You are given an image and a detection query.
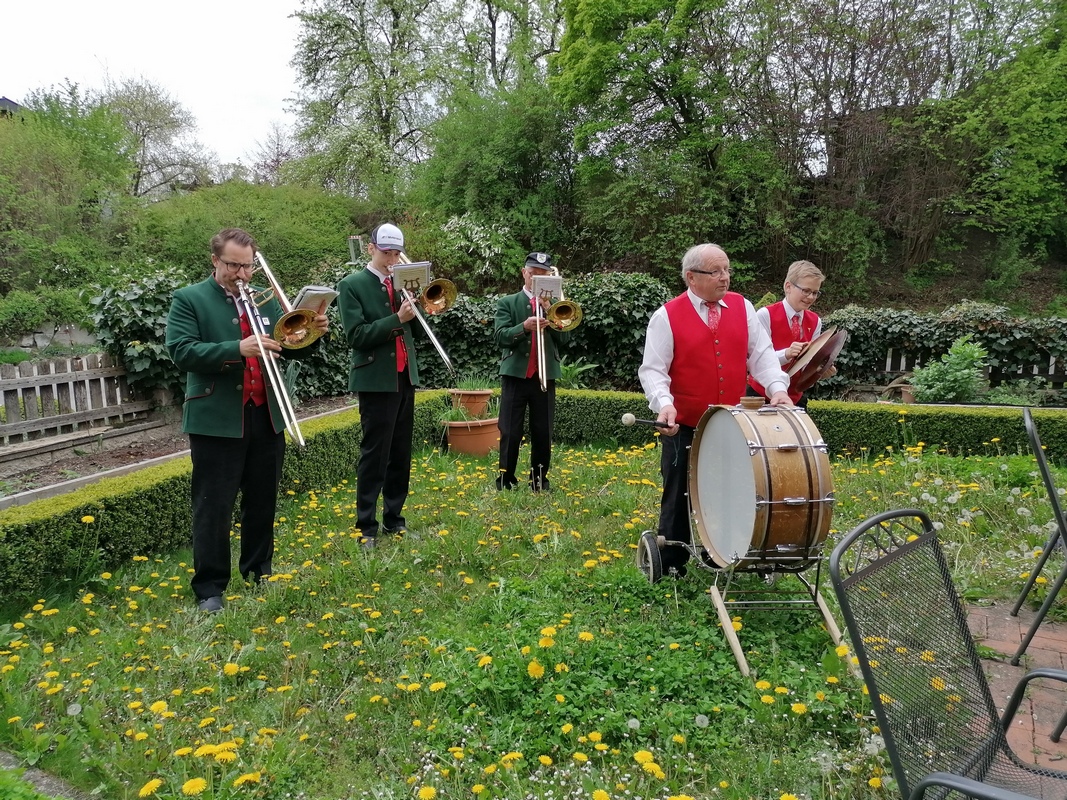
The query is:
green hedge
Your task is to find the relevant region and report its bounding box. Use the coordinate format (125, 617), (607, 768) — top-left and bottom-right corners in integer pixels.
(806, 400), (1067, 458)
(4, 394), (1065, 607)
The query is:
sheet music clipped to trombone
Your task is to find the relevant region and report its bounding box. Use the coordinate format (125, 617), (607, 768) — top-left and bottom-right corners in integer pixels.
(391, 262), (434, 297)
(531, 275), (563, 304)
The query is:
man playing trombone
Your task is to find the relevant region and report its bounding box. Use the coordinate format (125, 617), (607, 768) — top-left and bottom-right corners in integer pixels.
(166, 228), (328, 613)
(337, 223), (419, 548)
(494, 252), (570, 492)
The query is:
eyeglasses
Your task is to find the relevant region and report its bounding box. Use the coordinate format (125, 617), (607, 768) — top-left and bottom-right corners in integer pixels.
(793, 286), (822, 298)
(216, 258), (255, 271)
(689, 267), (731, 279)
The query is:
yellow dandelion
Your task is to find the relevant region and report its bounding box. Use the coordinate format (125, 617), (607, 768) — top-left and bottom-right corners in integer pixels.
(138, 778), (163, 797)
(223, 663), (240, 677)
(761, 695), (775, 704)
(429, 681), (446, 692)
(791, 702), (807, 715)
(233, 772), (261, 786)
(755, 680), (771, 690)
(930, 676), (947, 691)
(527, 660), (545, 679)
(561, 723), (573, 734)
(573, 751), (588, 762)
(174, 747), (193, 757)
(81, 515), (95, 524)
(417, 788), (437, 800)
(181, 778), (208, 796)
(835, 644), (849, 657)
(633, 750), (654, 764)
(869, 777), (882, 788)
(578, 631), (594, 642)
(477, 655), (492, 668)
(592, 790), (610, 800)
(539, 755), (553, 766)
(472, 785), (485, 794)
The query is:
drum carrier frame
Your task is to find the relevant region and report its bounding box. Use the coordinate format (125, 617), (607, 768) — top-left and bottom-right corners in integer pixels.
(636, 403), (846, 676)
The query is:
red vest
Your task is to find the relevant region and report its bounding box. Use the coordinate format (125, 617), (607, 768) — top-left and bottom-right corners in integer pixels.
(748, 301), (818, 403)
(665, 292), (748, 427)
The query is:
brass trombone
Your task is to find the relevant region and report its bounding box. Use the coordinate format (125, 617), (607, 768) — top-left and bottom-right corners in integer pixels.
(244, 252), (325, 350)
(234, 253), (307, 446)
(395, 253), (458, 375)
(532, 267), (583, 392)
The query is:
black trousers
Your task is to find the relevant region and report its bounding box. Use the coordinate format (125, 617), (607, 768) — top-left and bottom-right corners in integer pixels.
(356, 372), (414, 537)
(188, 402), (284, 600)
(497, 375), (554, 489)
(657, 424), (695, 569)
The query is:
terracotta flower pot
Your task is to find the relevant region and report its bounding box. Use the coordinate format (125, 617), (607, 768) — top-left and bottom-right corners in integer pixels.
(448, 389), (493, 418)
(443, 417), (500, 457)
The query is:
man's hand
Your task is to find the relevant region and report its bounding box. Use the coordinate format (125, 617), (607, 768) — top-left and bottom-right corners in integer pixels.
(785, 341), (807, 360)
(397, 297), (416, 324)
(768, 391), (794, 407)
(657, 404), (680, 436)
(523, 315), (552, 332)
(312, 300), (330, 333)
(240, 334), (282, 358)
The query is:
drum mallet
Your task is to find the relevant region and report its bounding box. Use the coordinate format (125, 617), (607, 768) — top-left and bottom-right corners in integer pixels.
(621, 413), (670, 429)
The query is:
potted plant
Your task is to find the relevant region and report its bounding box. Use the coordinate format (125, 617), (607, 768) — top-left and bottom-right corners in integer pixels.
(440, 396), (500, 457)
(448, 371), (496, 417)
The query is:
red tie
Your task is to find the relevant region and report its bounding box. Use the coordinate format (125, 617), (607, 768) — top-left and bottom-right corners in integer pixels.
(385, 277), (408, 373)
(790, 312), (802, 340)
(707, 302), (720, 334)
(526, 295), (539, 378)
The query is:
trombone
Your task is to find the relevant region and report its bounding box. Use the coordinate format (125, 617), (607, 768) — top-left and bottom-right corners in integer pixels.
(244, 252), (325, 350)
(533, 267), (583, 392)
(394, 253), (458, 375)
(234, 253), (307, 446)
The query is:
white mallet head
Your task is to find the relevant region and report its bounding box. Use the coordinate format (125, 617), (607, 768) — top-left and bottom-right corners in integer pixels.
(621, 413), (636, 427)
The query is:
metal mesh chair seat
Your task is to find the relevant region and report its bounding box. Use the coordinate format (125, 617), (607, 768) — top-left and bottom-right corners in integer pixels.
(830, 509), (1067, 800)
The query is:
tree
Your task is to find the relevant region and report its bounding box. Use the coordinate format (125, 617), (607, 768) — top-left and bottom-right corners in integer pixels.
(100, 77), (215, 198)
(0, 83), (135, 292)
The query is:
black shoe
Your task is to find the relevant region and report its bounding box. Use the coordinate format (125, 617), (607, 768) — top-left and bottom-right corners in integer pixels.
(383, 526), (407, 535)
(360, 536), (378, 550)
(197, 596), (225, 613)
(495, 476), (518, 490)
(529, 479), (551, 492)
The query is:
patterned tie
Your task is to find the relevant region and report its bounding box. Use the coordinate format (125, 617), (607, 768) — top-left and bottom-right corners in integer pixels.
(790, 312), (802, 340)
(707, 302), (720, 334)
(526, 295), (539, 378)
(385, 277), (408, 373)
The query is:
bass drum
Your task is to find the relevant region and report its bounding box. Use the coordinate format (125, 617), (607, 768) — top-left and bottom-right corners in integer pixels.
(689, 405), (834, 570)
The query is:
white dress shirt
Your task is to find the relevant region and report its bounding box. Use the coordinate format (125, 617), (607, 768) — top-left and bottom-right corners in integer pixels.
(639, 290), (789, 414)
(755, 300), (823, 366)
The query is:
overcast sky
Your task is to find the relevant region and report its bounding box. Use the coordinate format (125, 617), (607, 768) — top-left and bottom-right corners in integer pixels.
(2, 0), (303, 164)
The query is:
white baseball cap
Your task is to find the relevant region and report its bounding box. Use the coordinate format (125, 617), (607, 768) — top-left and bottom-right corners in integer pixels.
(370, 223), (405, 252)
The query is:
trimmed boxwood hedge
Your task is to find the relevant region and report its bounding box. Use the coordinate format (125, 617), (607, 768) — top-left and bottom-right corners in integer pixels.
(2, 392), (1065, 606)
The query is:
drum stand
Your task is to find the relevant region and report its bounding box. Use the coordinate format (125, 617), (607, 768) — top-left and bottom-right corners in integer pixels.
(704, 554), (845, 677)
(636, 534), (845, 677)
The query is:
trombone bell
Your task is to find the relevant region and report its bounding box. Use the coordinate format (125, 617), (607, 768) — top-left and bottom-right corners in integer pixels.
(547, 299), (582, 330)
(421, 278), (457, 315)
(275, 308), (324, 349)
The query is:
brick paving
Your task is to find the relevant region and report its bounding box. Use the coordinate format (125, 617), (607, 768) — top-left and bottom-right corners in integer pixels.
(968, 603), (1067, 768)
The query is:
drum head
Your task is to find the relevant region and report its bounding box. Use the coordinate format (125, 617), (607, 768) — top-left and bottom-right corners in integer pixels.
(787, 327), (847, 394)
(689, 406), (756, 566)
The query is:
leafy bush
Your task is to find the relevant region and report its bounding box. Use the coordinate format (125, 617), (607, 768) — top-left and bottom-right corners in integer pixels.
(88, 266), (188, 396)
(0, 349), (31, 365)
(909, 334), (988, 403)
(0, 769), (52, 800)
(983, 377), (1050, 407)
(0, 290), (47, 343)
(558, 356), (599, 389)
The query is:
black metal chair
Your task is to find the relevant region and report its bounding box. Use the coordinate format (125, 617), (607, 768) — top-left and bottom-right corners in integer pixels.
(830, 508), (1067, 800)
(1010, 407), (1067, 665)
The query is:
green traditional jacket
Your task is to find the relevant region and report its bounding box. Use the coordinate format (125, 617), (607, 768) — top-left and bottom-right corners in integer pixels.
(165, 276), (317, 438)
(494, 290), (570, 380)
(337, 266), (420, 392)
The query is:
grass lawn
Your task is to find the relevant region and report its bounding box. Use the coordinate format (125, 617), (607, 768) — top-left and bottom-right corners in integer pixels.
(0, 435), (1061, 800)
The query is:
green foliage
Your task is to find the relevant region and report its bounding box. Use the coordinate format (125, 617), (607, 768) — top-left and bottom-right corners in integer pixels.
(565, 272), (673, 390)
(0, 291), (47, 343)
(0, 350), (31, 365)
(0, 769), (51, 800)
(983, 377), (1051, 407)
(805, 401), (1067, 459)
(453, 371), (496, 390)
(88, 266), (187, 395)
(909, 334), (988, 403)
(0, 84), (135, 292)
(127, 182), (360, 290)
(557, 356), (599, 389)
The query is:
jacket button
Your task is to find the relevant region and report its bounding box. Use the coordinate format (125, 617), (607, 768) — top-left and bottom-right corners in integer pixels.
(719, 376), (724, 380)
(368, 355), (374, 362)
(232, 318), (239, 325)
(236, 384), (243, 391)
